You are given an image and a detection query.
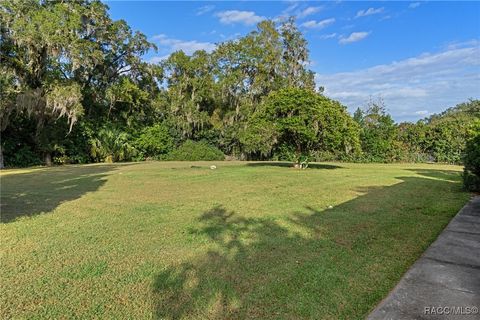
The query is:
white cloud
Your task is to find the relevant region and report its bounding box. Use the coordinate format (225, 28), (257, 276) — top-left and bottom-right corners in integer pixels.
(219, 32), (242, 41)
(409, 2), (421, 9)
(444, 39), (480, 51)
(284, 2), (299, 12)
(339, 31), (370, 44)
(216, 10), (265, 26)
(151, 34), (216, 56)
(196, 5), (215, 16)
(415, 110), (429, 115)
(148, 55), (169, 64)
(319, 33), (337, 40)
(315, 42), (480, 121)
(355, 7), (384, 18)
(301, 18), (335, 29)
(297, 6), (322, 18)
(276, 3), (324, 22)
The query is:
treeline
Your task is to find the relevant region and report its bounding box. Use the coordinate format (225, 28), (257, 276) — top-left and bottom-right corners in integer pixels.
(1, 0), (479, 169)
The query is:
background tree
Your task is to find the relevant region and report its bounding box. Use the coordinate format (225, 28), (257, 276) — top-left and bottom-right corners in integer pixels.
(0, 0), (154, 165)
(354, 99), (397, 162)
(280, 17), (315, 89)
(396, 121), (429, 162)
(244, 88), (360, 166)
(0, 68), (18, 168)
(1, 2), (478, 168)
(424, 100), (480, 163)
(161, 50), (215, 139)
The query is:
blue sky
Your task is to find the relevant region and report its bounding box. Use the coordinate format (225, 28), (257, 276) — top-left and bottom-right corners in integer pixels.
(105, 1), (480, 122)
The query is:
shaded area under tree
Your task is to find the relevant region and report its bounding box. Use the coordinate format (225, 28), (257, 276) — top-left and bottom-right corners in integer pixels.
(246, 162), (342, 170)
(0, 164), (124, 223)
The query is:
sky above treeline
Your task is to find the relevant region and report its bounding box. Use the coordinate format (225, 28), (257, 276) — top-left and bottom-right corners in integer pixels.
(105, 1), (480, 122)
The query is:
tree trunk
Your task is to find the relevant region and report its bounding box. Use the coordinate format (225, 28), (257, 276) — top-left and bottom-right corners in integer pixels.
(44, 152), (52, 166)
(0, 144), (4, 169)
(294, 144), (301, 168)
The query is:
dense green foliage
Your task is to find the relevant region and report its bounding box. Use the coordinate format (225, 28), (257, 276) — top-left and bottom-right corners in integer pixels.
(1, 1), (478, 168)
(0, 0), (156, 167)
(163, 140), (224, 161)
(353, 99), (479, 164)
(354, 101), (397, 162)
(243, 88), (360, 164)
(463, 121), (480, 191)
(89, 127), (137, 163)
(135, 124), (175, 159)
(425, 101), (480, 164)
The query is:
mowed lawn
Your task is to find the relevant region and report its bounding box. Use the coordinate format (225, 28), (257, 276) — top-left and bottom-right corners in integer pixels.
(0, 161), (470, 319)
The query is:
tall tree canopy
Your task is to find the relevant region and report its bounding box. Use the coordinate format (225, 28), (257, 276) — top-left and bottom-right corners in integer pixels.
(1, 2), (477, 168)
(0, 0), (155, 166)
(242, 88), (360, 165)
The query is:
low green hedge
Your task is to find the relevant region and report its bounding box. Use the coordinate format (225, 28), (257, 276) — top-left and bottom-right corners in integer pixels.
(164, 140), (224, 161)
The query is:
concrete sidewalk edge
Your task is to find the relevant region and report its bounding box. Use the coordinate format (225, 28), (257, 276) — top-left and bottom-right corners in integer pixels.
(367, 196), (480, 320)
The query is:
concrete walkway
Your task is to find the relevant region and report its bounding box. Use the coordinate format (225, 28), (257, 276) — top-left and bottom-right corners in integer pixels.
(368, 196), (480, 320)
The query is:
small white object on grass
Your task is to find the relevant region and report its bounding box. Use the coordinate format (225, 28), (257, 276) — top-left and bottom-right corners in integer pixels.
(328, 205), (333, 209)
(210, 165), (217, 170)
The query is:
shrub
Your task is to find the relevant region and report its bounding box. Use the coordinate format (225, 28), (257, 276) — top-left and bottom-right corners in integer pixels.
(136, 124), (174, 159)
(463, 131), (480, 191)
(3, 145), (41, 167)
(90, 127), (137, 163)
(164, 140), (224, 161)
(463, 169), (480, 192)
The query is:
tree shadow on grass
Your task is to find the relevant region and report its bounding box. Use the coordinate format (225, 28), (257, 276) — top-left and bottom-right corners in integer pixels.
(0, 164), (125, 223)
(152, 169), (467, 319)
(246, 161), (342, 170)
(406, 168), (462, 182)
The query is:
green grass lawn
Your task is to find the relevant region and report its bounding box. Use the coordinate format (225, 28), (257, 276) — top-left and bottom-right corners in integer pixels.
(0, 161), (470, 319)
